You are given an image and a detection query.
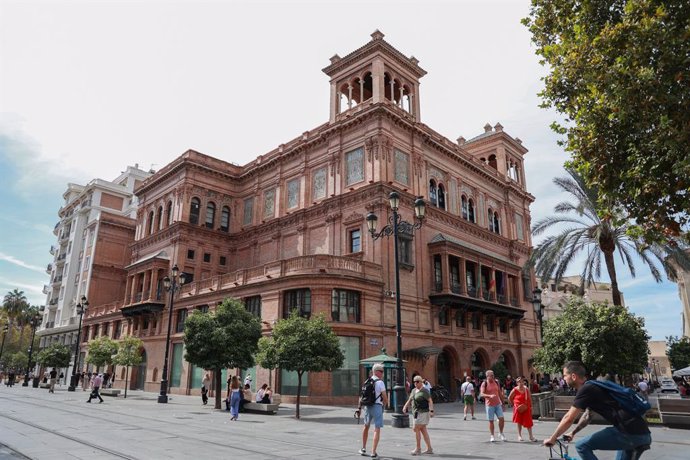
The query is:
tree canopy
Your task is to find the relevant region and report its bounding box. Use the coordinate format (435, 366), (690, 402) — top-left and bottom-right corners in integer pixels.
(113, 335), (144, 398)
(666, 335), (690, 371)
(534, 297), (649, 378)
(85, 336), (119, 369)
(36, 344), (72, 369)
(184, 298), (262, 410)
(529, 168), (690, 306)
(523, 0), (690, 243)
(257, 312), (344, 419)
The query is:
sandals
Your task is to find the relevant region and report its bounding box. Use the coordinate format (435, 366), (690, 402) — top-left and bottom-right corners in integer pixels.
(410, 449), (421, 456)
(423, 449), (434, 455)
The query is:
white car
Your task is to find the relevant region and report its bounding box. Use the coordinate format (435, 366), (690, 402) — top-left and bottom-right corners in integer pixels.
(659, 380), (679, 393)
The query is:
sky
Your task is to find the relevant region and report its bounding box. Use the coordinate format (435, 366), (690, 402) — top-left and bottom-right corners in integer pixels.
(0, 0), (683, 340)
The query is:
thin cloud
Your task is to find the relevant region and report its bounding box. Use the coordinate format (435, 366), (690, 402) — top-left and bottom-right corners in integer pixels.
(0, 251), (46, 273)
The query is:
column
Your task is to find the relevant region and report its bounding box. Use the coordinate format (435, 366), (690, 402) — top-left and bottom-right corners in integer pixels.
(460, 257), (467, 295)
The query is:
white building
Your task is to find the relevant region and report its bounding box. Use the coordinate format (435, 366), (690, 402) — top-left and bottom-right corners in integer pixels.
(539, 275), (623, 320)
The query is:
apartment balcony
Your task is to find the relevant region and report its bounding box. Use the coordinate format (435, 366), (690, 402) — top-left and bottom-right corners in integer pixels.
(52, 275), (63, 285)
(42, 284), (50, 295)
(49, 245), (57, 256)
(46, 263), (53, 274)
(429, 287), (525, 320)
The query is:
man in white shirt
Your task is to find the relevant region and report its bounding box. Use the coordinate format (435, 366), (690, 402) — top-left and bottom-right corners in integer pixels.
(637, 379), (649, 401)
(359, 363), (389, 459)
(460, 376), (476, 420)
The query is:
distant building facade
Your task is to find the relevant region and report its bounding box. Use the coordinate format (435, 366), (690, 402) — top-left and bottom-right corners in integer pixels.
(648, 340), (672, 380)
(668, 253), (690, 338)
(80, 32), (541, 404)
(36, 165), (151, 377)
(539, 275), (624, 320)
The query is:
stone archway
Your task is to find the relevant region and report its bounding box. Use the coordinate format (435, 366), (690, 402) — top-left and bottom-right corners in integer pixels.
(470, 347), (491, 378)
(498, 350), (518, 377)
(435, 346), (458, 391)
(132, 349), (147, 390)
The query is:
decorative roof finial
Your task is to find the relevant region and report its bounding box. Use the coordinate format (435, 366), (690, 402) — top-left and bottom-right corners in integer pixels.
(371, 30), (385, 41)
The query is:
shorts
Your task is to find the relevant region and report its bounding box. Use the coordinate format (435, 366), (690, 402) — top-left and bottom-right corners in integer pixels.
(486, 404), (504, 421)
(363, 403), (384, 428)
(463, 395), (474, 405)
(412, 410), (430, 427)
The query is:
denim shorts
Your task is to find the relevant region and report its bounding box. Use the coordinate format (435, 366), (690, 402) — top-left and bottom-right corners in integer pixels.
(486, 404), (504, 421)
(363, 403), (384, 428)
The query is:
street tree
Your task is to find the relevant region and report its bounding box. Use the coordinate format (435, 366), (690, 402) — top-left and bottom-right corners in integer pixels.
(257, 312), (344, 419)
(36, 344), (72, 370)
(529, 168), (690, 306)
(85, 336), (119, 371)
(2, 290), (28, 344)
(8, 351), (28, 371)
(184, 298), (262, 410)
(112, 335), (144, 398)
(523, 0), (690, 243)
(534, 297), (649, 379)
(666, 336), (690, 371)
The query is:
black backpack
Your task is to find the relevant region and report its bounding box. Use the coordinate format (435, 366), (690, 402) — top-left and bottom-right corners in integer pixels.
(360, 377), (379, 406)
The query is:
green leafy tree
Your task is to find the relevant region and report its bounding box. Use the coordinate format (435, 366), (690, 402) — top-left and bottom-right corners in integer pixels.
(529, 168), (690, 306)
(534, 298), (649, 378)
(523, 0), (690, 243)
(257, 312), (344, 419)
(184, 298), (262, 410)
(8, 351), (28, 371)
(2, 290), (29, 345)
(666, 336), (690, 371)
(36, 344), (72, 369)
(85, 336), (119, 371)
(112, 335), (144, 398)
(490, 360), (509, 382)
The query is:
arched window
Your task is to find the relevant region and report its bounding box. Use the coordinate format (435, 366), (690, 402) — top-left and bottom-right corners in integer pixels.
(461, 196), (468, 220)
(488, 154), (498, 170)
(493, 212), (500, 234)
(189, 198), (200, 225)
(147, 211), (155, 235)
(156, 206), (163, 231)
(220, 206), (230, 232)
(437, 184), (446, 210)
(166, 201), (173, 227)
(429, 180), (438, 207)
(488, 208), (495, 232)
(468, 199), (475, 223)
(205, 202), (216, 229)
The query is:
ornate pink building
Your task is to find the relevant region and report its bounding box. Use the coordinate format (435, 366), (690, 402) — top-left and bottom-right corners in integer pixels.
(82, 31), (539, 405)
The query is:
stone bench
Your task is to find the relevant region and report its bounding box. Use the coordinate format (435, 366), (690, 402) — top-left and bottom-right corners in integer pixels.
(100, 389), (121, 397)
(243, 394), (282, 414)
(659, 397), (690, 428)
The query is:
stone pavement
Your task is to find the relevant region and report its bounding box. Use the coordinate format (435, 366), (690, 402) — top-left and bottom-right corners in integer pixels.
(0, 384), (688, 460)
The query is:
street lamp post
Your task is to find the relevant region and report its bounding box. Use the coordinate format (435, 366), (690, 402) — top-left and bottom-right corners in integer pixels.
(22, 307), (44, 387)
(366, 191), (425, 429)
(158, 264), (187, 404)
(531, 288), (544, 342)
(0, 324), (9, 364)
(68, 296), (89, 391)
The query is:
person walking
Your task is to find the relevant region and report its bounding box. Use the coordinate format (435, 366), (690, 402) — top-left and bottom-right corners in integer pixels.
(460, 376), (476, 420)
(358, 363), (388, 459)
(228, 375), (241, 420)
(544, 361), (651, 460)
(480, 370), (507, 442)
(87, 373), (104, 403)
(201, 372), (211, 405)
(508, 376), (537, 442)
(48, 368), (58, 393)
(403, 375), (434, 455)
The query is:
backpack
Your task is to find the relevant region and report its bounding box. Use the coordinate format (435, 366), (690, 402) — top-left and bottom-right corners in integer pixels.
(585, 380), (651, 417)
(360, 377), (379, 406)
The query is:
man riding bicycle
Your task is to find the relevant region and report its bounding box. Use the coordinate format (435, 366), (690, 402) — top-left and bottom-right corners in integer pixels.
(544, 361), (651, 459)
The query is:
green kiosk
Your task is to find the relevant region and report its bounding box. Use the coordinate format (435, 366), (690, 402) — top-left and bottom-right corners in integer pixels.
(360, 348), (408, 412)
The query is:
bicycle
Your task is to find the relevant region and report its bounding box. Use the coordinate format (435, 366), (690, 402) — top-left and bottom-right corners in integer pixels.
(547, 436), (650, 460)
(430, 385), (451, 403)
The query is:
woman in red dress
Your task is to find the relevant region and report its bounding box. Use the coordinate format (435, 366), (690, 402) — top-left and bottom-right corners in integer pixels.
(508, 376), (537, 442)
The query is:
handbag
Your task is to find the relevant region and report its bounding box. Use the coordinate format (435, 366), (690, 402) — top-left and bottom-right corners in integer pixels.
(517, 403), (528, 414)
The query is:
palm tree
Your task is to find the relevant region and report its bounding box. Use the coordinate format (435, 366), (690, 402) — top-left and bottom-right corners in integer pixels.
(529, 168), (690, 306)
(3, 289), (28, 319)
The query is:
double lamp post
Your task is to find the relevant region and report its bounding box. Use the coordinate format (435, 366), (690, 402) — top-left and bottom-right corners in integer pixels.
(158, 265), (187, 403)
(366, 191), (425, 428)
(68, 296), (89, 391)
(22, 306), (44, 387)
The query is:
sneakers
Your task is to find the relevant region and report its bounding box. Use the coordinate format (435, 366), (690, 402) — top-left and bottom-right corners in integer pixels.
(423, 449), (434, 455)
(358, 448), (366, 456)
(472, 416), (476, 420)
(370, 454), (379, 459)
(410, 449), (421, 456)
(490, 435), (495, 443)
(499, 433), (506, 442)
(518, 436), (524, 442)
(463, 415), (466, 420)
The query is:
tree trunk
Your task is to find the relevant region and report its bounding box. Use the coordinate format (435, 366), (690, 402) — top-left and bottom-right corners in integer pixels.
(215, 368), (222, 410)
(602, 247), (622, 306)
(124, 366), (129, 398)
(296, 370), (302, 419)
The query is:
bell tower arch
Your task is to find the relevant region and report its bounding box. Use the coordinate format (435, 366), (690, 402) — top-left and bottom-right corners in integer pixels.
(322, 30), (427, 124)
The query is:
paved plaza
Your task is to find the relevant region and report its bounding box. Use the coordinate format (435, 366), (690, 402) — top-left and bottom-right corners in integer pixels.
(0, 385), (688, 460)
